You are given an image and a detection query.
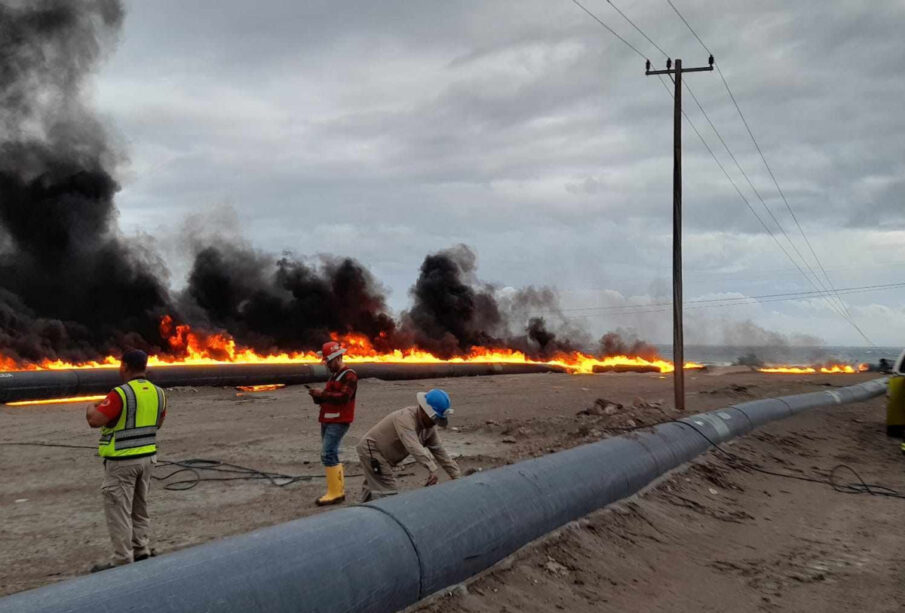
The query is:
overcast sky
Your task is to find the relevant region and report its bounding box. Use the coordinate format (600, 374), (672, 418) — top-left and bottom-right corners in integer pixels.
(89, 0), (905, 346)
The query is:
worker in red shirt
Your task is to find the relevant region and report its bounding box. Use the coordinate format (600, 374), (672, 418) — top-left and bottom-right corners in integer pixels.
(85, 350), (166, 572)
(307, 341), (357, 506)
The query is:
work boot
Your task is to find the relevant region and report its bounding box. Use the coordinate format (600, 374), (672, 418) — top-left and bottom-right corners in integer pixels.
(315, 464), (345, 506)
(134, 549), (157, 562)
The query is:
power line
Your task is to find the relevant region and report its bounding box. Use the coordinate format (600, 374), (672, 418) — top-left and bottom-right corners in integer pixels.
(578, 0), (852, 327)
(654, 74), (858, 325)
(664, 0), (712, 54)
(602, 2), (851, 314)
(652, 61), (857, 331)
(687, 261), (904, 277)
(603, 0), (670, 60)
(569, 0), (876, 343)
(547, 290), (900, 319)
(662, 0), (871, 344)
(553, 281), (905, 315)
(678, 85), (872, 343)
(681, 80), (852, 317)
(569, 0), (650, 62)
(603, 74), (891, 333)
(652, 7), (871, 343)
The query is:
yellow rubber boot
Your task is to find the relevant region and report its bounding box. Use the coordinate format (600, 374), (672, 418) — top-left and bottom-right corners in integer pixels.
(315, 464), (345, 506)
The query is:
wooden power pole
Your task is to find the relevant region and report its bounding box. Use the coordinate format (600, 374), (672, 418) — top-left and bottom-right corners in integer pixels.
(645, 56), (713, 411)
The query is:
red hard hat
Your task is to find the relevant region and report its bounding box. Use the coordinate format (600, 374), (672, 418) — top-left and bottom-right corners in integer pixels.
(318, 341), (347, 362)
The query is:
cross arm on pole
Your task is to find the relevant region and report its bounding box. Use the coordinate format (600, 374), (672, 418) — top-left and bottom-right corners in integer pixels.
(645, 56), (714, 76)
(646, 65), (713, 75)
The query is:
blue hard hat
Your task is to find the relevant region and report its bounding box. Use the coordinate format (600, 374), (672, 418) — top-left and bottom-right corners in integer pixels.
(417, 388), (452, 419)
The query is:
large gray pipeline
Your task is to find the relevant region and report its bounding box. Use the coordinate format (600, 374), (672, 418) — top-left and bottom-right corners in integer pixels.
(0, 362), (566, 403)
(0, 378), (887, 612)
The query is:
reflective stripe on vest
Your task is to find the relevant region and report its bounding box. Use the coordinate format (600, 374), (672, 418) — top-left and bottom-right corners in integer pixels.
(98, 379), (164, 459)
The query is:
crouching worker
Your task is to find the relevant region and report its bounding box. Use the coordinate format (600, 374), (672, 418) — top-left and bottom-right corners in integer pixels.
(308, 341), (357, 506)
(85, 350), (166, 572)
(356, 388), (460, 502)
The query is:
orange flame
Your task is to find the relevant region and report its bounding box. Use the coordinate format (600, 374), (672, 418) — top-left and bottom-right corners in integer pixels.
(0, 316), (702, 375)
(236, 384), (286, 392)
(5, 394), (107, 407)
(758, 363), (866, 375)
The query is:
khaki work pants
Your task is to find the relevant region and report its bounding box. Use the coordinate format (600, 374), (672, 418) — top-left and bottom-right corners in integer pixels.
(356, 442), (398, 503)
(101, 455), (154, 565)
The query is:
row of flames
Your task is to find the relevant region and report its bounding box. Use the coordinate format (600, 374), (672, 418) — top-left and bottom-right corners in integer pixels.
(757, 364), (868, 375)
(0, 316), (867, 376)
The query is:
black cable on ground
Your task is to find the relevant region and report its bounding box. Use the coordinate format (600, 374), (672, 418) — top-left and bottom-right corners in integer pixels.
(671, 419), (905, 501)
(0, 441), (362, 491)
(589, 417), (905, 500)
(0, 441), (97, 449)
(151, 459), (336, 491)
(10, 422), (904, 499)
(152, 459), (368, 491)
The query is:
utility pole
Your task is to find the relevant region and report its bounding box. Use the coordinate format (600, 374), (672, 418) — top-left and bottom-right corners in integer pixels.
(645, 56), (713, 411)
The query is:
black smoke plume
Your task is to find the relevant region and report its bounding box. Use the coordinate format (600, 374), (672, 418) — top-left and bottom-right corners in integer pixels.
(598, 330), (659, 361)
(401, 245), (504, 357)
(500, 286), (589, 357)
(179, 241), (397, 353)
(0, 2), (663, 366)
(402, 245), (606, 360)
(0, 0), (174, 364)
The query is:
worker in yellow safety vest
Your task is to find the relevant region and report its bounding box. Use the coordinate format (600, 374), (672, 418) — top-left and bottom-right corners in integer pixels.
(85, 350), (167, 572)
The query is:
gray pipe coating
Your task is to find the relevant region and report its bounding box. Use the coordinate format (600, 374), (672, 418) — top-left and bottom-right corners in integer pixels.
(0, 377), (887, 613)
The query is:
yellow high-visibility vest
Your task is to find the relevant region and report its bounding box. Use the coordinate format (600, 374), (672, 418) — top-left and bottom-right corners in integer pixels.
(98, 378), (166, 459)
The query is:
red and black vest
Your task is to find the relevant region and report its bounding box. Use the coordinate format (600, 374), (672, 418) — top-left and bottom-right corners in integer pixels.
(318, 368), (357, 424)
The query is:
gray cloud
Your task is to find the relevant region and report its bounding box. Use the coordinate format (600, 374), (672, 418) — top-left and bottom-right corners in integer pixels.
(84, 0), (905, 346)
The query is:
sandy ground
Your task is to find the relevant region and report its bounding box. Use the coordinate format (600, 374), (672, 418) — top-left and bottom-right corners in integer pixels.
(0, 369), (899, 609)
(416, 378), (905, 613)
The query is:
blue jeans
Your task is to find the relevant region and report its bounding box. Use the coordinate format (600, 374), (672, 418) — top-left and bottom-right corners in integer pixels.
(320, 423), (350, 467)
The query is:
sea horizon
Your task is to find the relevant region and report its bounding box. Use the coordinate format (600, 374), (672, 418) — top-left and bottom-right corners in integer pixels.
(654, 345), (902, 367)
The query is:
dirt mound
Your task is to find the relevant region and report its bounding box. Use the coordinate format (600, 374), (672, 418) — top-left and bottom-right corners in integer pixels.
(575, 396), (678, 431)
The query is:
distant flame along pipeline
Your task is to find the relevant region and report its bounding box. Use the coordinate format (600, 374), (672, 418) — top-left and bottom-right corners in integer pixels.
(236, 384), (287, 393)
(757, 364), (869, 375)
(0, 316), (868, 377)
(0, 316), (702, 375)
(5, 395), (107, 407)
(0, 316), (867, 375)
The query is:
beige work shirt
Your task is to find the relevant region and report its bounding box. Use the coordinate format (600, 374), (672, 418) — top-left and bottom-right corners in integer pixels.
(361, 405), (461, 477)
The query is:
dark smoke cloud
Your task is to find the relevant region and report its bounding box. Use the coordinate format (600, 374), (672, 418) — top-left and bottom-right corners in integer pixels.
(0, 1), (661, 366)
(0, 0), (174, 363)
(598, 329), (659, 361)
(400, 245), (644, 360)
(401, 244), (504, 357)
(177, 240), (650, 362)
(179, 241), (397, 353)
(498, 286), (591, 357)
